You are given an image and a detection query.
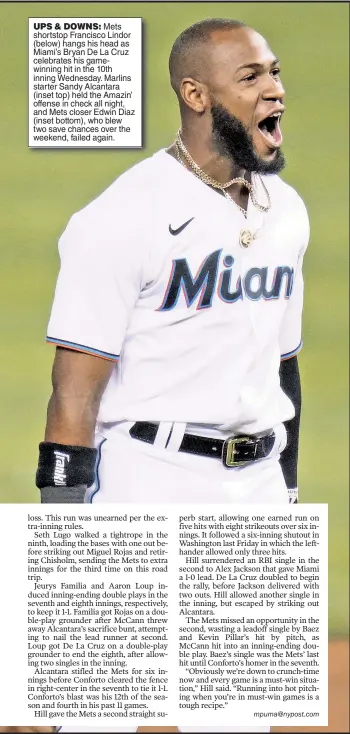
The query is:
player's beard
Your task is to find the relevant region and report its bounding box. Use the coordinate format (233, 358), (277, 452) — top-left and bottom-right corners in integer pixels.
(211, 100), (285, 175)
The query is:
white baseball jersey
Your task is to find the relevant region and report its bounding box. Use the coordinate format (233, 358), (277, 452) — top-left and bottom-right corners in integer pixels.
(47, 149), (309, 435)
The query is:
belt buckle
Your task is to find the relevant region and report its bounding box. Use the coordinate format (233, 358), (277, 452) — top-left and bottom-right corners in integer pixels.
(222, 436), (251, 467)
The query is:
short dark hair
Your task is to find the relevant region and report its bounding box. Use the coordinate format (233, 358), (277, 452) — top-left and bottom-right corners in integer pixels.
(169, 18), (246, 93)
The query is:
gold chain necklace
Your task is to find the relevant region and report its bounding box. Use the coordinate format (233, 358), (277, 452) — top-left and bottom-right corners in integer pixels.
(176, 132), (253, 193)
(175, 140), (248, 218)
(174, 131), (271, 247)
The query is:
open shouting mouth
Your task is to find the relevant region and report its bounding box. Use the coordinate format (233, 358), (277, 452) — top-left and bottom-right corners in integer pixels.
(258, 109), (284, 148)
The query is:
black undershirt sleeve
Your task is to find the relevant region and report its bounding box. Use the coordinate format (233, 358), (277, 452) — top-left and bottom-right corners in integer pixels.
(279, 355), (302, 491)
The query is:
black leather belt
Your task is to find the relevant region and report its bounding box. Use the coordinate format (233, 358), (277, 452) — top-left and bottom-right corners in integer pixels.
(129, 422), (276, 468)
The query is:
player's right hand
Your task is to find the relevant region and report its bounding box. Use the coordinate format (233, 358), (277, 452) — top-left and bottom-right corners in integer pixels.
(0, 727), (56, 733)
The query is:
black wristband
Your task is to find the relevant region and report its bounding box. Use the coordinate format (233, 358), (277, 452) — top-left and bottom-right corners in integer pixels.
(36, 442), (98, 489)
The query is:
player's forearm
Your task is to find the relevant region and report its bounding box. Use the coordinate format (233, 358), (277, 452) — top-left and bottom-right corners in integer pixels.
(44, 390), (99, 447)
(43, 347), (115, 447)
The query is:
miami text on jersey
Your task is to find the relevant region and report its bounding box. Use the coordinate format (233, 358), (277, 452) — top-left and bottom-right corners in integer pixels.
(157, 249), (294, 311)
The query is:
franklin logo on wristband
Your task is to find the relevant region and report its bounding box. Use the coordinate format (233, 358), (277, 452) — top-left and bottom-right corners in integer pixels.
(36, 441), (98, 500)
(53, 450), (70, 486)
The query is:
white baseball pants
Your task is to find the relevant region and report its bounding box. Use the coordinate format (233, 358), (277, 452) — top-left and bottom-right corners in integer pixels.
(86, 420), (289, 505)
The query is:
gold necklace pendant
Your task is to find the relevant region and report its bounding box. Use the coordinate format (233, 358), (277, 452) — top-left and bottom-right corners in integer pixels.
(174, 137), (262, 247)
(239, 229), (257, 248)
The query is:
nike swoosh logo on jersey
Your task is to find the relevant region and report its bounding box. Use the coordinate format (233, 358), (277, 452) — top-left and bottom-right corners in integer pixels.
(169, 217), (194, 236)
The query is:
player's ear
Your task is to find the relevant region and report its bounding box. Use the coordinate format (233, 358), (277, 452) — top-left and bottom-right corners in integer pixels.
(179, 77), (208, 113)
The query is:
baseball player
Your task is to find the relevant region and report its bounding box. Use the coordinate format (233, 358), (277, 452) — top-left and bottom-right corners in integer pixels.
(33, 17), (309, 734)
